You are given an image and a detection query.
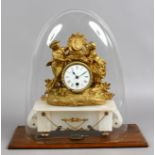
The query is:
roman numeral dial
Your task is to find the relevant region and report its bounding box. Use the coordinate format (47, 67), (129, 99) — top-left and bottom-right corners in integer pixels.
(62, 62), (92, 92)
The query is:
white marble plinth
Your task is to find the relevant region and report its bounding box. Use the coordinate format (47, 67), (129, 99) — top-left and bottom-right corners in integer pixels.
(27, 99), (123, 132)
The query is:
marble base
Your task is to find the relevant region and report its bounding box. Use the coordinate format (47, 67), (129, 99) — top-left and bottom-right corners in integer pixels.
(27, 99), (123, 132)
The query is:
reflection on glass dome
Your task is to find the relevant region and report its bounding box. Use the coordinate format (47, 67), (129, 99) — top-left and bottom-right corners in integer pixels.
(89, 21), (109, 47)
(46, 24), (63, 47)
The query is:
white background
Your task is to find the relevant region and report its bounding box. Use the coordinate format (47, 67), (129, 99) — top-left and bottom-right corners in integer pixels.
(2, 0), (153, 154)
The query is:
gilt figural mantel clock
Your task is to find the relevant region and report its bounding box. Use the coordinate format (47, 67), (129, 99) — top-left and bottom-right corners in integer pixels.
(27, 33), (123, 137)
(42, 33), (113, 106)
(8, 10), (148, 149)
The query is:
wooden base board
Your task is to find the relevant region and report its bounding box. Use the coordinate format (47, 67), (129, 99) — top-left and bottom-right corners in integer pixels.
(8, 124), (148, 149)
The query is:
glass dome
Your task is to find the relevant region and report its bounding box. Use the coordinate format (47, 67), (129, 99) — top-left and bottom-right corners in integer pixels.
(26, 9), (127, 139)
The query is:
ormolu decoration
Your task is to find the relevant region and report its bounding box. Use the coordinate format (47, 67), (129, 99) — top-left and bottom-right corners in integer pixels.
(42, 33), (113, 106)
(62, 118), (88, 123)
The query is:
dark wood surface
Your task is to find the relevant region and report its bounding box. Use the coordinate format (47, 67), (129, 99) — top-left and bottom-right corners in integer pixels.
(8, 124), (148, 149)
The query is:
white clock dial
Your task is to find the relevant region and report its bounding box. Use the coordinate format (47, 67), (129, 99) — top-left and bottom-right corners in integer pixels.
(62, 62), (92, 92)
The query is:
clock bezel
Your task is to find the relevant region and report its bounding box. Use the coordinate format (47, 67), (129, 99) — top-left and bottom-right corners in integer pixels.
(61, 61), (93, 93)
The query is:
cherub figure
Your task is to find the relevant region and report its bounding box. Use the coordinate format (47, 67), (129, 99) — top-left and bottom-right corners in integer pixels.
(46, 40), (68, 89)
(87, 42), (106, 83)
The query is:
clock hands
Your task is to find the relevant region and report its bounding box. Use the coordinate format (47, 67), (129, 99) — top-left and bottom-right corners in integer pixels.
(78, 71), (87, 77)
(72, 68), (87, 80)
(72, 69), (76, 76)
(72, 69), (79, 79)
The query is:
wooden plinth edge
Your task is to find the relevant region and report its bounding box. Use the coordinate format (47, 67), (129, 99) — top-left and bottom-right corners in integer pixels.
(8, 124), (148, 149)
